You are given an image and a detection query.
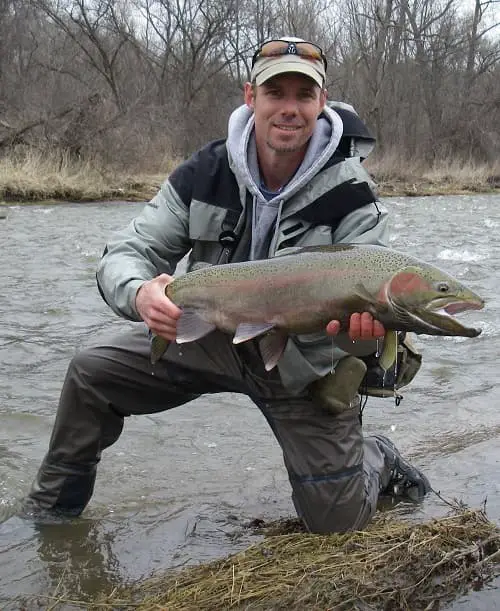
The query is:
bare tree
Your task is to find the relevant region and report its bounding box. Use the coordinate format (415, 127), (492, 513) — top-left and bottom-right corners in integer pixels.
(0, 0), (497, 167)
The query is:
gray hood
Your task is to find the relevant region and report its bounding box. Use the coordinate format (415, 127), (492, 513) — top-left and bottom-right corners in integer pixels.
(226, 103), (344, 203)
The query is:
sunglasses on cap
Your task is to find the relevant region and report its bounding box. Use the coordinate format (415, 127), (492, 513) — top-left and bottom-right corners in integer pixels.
(251, 40), (328, 71)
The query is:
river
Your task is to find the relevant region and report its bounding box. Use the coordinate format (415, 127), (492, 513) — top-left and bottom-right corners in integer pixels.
(0, 194), (499, 609)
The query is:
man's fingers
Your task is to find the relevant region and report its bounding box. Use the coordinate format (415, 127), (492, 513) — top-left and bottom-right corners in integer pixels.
(372, 319), (385, 338)
(349, 312), (385, 340)
(326, 320), (341, 336)
(348, 312), (362, 339)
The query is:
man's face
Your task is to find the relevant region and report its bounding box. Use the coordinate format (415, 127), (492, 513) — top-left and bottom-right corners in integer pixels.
(244, 73), (327, 154)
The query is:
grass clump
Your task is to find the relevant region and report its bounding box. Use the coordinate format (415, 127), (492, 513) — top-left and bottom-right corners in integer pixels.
(41, 507), (499, 610)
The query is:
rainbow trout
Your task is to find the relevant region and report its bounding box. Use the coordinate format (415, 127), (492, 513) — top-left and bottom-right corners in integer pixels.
(150, 244), (484, 369)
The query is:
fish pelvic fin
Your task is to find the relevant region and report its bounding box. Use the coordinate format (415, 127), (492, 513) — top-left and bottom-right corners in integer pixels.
(379, 329), (399, 371)
(151, 335), (169, 364)
(259, 330), (288, 371)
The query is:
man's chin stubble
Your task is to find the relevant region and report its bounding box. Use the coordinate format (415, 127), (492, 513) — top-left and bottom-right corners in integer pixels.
(266, 140), (303, 153)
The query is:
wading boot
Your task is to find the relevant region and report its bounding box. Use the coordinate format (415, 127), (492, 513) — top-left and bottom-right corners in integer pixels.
(374, 435), (431, 502)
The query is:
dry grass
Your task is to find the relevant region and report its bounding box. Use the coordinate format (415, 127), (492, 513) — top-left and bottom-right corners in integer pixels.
(367, 154), (500, 196)
(0, 148), (169, 202)
(36, 508), (500, 611)
(0, 148), (498, 203)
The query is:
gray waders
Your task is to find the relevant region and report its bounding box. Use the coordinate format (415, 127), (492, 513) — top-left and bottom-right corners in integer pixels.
(27, 326), (390, 533)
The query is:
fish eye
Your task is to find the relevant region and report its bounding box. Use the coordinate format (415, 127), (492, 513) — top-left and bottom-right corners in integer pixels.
(437, 282), (449, 293)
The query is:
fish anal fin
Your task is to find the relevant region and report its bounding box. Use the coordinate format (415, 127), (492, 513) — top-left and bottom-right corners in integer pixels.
(176, 309), (216, 343)
(233, 322), (276, 344)
(259, 331), (288, 371)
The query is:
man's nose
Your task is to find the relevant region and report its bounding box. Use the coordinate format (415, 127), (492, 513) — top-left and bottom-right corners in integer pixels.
(280, 97), (299, 115)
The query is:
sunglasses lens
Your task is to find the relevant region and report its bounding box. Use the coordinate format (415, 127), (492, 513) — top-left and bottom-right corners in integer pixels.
(255, 40), (325, 68)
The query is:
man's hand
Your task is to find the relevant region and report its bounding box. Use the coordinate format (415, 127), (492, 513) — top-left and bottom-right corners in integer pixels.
(135, 274), (181, 341)
(326, 312), (385, 340)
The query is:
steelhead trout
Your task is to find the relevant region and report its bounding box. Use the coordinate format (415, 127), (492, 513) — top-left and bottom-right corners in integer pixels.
(150, 244), (484, 369)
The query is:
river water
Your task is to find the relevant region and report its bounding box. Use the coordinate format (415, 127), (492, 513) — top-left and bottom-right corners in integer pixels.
(0, 194), (499, 609)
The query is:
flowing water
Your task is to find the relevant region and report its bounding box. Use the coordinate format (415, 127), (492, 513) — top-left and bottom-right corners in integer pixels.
(0, 194), (499, 609)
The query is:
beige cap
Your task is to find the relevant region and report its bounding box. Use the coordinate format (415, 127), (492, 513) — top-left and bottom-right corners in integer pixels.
(251, 39), (326, 88)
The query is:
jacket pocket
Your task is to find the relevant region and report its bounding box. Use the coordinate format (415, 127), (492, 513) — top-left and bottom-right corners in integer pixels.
(276, 222), (333, 250)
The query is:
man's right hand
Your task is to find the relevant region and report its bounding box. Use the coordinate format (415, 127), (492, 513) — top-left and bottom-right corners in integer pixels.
(135, 274), (181, 341)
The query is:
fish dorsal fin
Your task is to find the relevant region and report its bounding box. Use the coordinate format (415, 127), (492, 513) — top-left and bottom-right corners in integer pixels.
(388, 266), (428, 298)
(233, 322), (276, 344)
(176, 309), (216, 344)
(189, 261), (213, 272)
(259, 331), (288, 371)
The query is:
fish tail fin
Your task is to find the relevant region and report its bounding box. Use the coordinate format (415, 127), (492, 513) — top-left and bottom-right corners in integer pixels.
(150, 335), (169, 364)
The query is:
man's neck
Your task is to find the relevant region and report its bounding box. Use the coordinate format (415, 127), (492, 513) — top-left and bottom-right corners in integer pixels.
(258, 147), (306, 192)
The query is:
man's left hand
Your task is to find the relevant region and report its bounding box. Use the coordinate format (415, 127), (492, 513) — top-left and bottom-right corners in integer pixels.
(326, 312), (385, 340)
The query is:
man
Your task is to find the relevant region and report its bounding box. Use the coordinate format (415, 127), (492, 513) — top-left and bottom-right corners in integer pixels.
(24, 37), (430, 532)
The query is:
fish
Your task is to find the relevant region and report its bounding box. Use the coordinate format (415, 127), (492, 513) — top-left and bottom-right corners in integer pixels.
(150, 244), (485, 370)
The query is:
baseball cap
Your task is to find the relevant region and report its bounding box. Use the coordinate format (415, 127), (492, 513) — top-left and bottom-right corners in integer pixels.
(250, 37), (327, 88)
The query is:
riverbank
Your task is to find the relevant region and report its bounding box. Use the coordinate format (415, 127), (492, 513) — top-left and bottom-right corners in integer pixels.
(38, 508), (500, 610)
(0, 151), (498, 203)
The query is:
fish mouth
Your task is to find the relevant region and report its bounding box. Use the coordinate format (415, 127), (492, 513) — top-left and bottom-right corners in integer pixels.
(420, 296), (485, 337)
(391, 296), (484, 337)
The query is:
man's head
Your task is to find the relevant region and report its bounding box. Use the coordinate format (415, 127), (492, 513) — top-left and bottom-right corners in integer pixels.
(245, 37), (328, 156)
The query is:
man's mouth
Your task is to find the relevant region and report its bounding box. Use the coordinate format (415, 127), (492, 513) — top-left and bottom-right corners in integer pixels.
(273, 124), (302, 131)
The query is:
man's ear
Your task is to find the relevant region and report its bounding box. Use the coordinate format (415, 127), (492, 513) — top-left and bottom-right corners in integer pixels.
(319, 87), (327, 113)
(244, 81), (255, 109)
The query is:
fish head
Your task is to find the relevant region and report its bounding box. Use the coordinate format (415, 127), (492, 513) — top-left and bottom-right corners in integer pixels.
(385, 265), (485, 337)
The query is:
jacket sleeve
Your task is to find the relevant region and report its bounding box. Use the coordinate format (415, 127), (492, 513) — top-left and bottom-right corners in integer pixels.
(96, 179), (192, 321)
(333, 200), (390, 246)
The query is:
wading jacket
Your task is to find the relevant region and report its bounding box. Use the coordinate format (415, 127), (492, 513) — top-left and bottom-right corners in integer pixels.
(97, 102), (390, 393)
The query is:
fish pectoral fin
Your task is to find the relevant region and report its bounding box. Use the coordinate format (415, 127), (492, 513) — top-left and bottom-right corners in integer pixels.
(379, 329), (398, 371)
(150, 335), (169, 364)
(176, 309), (216, 343)
(233, 322), (276, 344)
(353, 282), (378, 305)
(259, 331), (288, 371)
